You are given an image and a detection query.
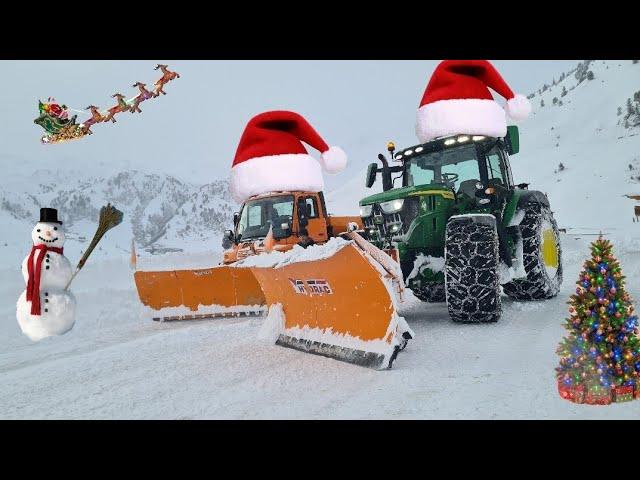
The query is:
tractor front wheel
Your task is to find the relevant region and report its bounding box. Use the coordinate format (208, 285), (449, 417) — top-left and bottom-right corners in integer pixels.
(503, 203), (563, 300)
(445, 215), (502, 323)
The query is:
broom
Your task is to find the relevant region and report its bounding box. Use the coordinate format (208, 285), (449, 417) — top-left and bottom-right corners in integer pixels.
(64, 203), (124, 290)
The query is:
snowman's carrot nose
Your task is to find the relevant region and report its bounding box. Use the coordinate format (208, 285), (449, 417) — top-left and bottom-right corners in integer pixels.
(45, 231), (52, 237)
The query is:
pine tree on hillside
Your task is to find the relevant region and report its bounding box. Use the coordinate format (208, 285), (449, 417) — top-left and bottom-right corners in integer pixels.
(587, 70), (595, 81)
(561, 86), (568, 97)
(556, 237), (640, 404)
(540, 99), (545, 108)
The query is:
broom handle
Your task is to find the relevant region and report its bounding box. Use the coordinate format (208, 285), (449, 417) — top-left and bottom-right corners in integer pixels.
(64, 269), (79, 291)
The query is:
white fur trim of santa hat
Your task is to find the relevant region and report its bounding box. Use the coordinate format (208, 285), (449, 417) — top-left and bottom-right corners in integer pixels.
(230, 153), (324, 204)
(505, 94), (532, 121)
(320, 146), (347, 174)
(416, 98), (508, 143)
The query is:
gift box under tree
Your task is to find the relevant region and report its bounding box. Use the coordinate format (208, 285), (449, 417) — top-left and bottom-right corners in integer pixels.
(613, 385), (634, 402)
(584, 385), (612, 405)
(557, 383), (585, 404)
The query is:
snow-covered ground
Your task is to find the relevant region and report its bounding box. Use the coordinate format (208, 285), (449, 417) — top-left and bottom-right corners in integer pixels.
(2, 232), (640, 419)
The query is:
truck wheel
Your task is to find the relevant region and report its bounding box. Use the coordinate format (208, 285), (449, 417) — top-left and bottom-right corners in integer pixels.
(411, 282), (446, 303)
(503, 203), (562, 300)
(445, 215), (502, 323)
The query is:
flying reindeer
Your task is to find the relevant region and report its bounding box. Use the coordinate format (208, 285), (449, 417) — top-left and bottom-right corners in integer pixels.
(153, 64), (180, 97)
(81, 105), (106, 134)
(130, 82), (154, 113)
(102, 93), (132, 123)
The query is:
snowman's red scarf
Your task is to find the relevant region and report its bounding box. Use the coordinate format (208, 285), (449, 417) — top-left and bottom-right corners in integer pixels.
(26, 244), (64, 316)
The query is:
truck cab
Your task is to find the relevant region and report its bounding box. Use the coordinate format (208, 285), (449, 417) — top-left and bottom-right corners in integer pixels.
(222, 190), (361, 264)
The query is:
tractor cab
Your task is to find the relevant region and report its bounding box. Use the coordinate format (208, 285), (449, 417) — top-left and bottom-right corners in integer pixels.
(365, 126), (520, 210)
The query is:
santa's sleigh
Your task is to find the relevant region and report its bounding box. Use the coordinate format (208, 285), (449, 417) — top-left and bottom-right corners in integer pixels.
(34, 109), (86, 144)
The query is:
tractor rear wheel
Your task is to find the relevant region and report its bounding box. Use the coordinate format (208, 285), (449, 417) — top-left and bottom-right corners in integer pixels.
(445, 215), (502, 323)
(503, 203), (562, 300)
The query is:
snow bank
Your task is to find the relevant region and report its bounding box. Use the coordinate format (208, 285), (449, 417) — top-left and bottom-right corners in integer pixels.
(232, 237), (351, 269)
(405, 254), (445, 286)
(257, 304), (285, 343)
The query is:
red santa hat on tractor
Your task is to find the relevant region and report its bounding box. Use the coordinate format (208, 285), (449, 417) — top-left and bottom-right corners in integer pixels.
(415, 60), (532, 143)
(230, 111), (347, 203)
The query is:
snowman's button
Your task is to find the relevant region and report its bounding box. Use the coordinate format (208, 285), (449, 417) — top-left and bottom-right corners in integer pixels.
(46, 254), (50, 258)
(46, 266), (50, 270)
(45, 299), (49, 303)
(44, 309), (48, 313)
(46, 259), (50, 263)
(44, 292), (48, 296)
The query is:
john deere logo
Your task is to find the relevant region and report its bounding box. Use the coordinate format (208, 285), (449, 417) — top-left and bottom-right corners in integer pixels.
(288, 278), (333, 295)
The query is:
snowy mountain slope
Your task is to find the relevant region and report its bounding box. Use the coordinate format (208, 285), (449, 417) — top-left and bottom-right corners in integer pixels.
(327, 60), (640, 234)
(0, 170), (236, 269)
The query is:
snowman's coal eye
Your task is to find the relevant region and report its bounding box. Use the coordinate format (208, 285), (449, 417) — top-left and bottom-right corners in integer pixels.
(54, 227), (58, 231)
(37, 229), (41, 233)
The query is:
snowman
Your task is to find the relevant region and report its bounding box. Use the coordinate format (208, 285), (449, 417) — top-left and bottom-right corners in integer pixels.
(16, 208), (77, 341)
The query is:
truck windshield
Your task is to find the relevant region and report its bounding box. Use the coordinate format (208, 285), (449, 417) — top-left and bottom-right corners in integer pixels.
(237, 195), (294, 241)
(405, 143), (481, 193)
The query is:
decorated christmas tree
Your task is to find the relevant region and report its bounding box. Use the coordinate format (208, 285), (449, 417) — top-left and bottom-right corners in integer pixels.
(556, 236), (640, 404)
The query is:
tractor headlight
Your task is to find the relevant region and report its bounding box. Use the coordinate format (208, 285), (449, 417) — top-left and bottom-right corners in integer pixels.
(360, 205), (373, 217)
(380, 199), (405, 214)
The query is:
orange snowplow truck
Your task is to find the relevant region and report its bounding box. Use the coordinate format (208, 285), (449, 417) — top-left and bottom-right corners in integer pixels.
(133, 189), (413, 369)
(221, 190), (362, 263)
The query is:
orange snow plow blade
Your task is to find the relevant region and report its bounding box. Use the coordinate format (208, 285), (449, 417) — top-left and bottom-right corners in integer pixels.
(133, 267), (267, 321)
(133, 237), (412, 369)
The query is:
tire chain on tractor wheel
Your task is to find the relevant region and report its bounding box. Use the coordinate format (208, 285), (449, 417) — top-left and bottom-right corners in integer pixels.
(503, 202), (563, 300)
(412, 282), (446, 303)
(445, 218), (502, 323)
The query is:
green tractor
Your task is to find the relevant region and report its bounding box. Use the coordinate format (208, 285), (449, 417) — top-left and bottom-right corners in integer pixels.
(360, 127), (562, 322)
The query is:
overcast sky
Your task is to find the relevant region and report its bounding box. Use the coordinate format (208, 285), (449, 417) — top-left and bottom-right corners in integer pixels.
(0, 60), (577, 190)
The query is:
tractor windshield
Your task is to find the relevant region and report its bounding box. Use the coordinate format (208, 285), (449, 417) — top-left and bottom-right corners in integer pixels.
(404, 143), (481, 194)
(237, 195), (294, 241)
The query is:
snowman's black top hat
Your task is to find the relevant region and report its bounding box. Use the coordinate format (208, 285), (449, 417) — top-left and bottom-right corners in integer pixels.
(39, 208), (62, 225)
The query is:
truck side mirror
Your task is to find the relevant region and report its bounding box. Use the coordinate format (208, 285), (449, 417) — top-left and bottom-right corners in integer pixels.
(505, 125), (520, 155)
(222, 229), (234, 250)
(272, 221), (291, 240)
(297, 198), (309, 228)
(366, 163), (378, 188)
(233, 212), (240, 226)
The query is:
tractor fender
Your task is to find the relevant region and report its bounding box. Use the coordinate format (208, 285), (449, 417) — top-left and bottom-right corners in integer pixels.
(447, 213), (497, 228)
(503, 189), (550, 226)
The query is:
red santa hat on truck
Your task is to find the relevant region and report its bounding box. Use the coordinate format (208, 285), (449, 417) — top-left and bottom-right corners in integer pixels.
(230, 111), (347, 203)
(415, 60), (532, 143)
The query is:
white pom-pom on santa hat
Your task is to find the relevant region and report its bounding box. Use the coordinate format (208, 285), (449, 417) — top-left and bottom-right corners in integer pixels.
(415, 60), (532, 142)
(230, 111), (348, 204)
(320, 146), (347, 174)
(505, 94), (532, 121)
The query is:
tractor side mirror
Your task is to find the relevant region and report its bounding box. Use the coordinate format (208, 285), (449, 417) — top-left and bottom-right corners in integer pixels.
(505, 125), (520, 155)
(233, 212), (240, 226)
(297, 198), (309, 228)
(366, 163), (378, 188)
(222, 230), (234, 250)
